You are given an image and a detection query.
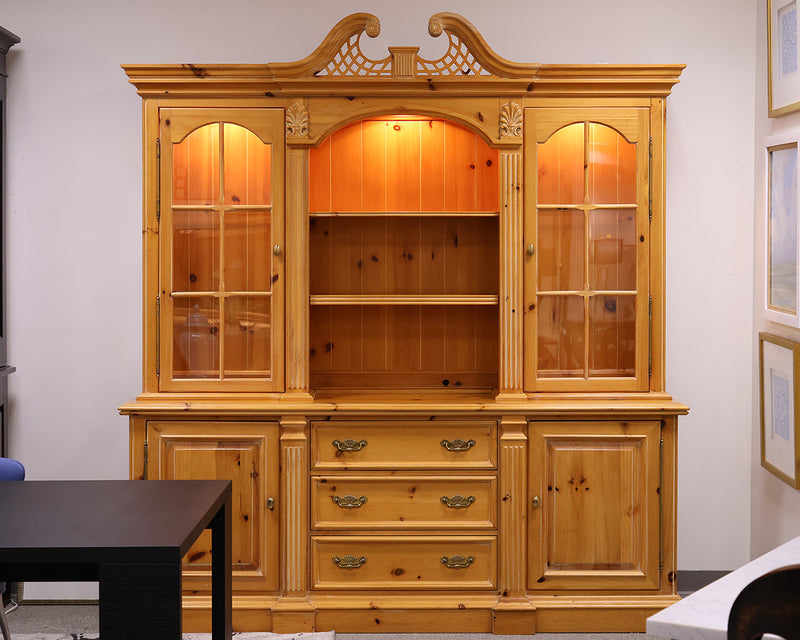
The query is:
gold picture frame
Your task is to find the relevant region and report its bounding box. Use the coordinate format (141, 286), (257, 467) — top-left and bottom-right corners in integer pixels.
(769, 0), (800, 117)
(765, 133), (800, 325)
(760, 332), (800, 488)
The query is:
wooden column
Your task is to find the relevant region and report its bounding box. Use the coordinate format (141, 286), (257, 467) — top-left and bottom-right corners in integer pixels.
(650, 97), (666, 393)
(285, 144), (312, 397)
(497, 149), (525, 398)
(272, 416), (315, 631)
(493, 415), (535, 633)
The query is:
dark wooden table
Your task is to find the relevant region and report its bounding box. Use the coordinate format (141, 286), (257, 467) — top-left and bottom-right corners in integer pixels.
(0, 479), (231, 640)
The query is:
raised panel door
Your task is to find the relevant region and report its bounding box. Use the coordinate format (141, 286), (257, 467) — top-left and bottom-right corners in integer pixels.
(146, 421), (280, 592)
(529, 421), (661, 590)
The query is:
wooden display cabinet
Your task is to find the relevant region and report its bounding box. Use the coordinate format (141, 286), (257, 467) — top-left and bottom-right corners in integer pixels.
(120, 12), (687, 634)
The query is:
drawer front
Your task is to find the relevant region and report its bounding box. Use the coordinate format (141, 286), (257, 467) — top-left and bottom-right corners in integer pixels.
(312, 475), (497, 530)
(311, 535), (496, 590)
(311, 421), (497, 470)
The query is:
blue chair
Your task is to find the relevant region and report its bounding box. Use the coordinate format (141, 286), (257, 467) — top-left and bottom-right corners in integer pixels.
(0, 458), (24, 640)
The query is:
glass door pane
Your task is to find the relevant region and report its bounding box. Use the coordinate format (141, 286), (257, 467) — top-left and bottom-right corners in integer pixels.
(588, 209), (636, 291)
(173, 297), (220, 378)
(534, 120), (642, 385)
(537, 296), (584, 377)
(537, 210), (584, 291)
(166, 117), (279, 388)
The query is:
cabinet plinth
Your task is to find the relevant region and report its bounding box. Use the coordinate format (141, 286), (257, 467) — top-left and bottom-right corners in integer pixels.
(122, 11), (685, 634)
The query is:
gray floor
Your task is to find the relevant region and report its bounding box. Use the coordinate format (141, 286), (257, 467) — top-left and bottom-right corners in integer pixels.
(4, 604), (661, 639)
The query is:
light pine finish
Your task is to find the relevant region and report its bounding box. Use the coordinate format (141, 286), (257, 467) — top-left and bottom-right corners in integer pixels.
(121, 11), (685, 634)
(529, 421), (661, 591)
(285, 146), (311, 396)
(311, 475), (497, 530)
(145, 421), (280, 592)
(523, 106), (652, 392)
(310, 420), (497, 470)
(311, 535), (497, 590)
(158, 108), (286, 393)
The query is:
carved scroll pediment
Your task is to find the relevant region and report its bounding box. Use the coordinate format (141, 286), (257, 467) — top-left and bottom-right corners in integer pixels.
(267, 12), (539, 80)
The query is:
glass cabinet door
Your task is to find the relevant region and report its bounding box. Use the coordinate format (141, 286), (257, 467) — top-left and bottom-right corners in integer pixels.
(524, 109), (650, 392)
(159, 109), (284, 391)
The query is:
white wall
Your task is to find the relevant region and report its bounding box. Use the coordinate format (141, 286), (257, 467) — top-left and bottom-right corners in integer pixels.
(1, 0), (757, 599)
(752, 0), (800, 557)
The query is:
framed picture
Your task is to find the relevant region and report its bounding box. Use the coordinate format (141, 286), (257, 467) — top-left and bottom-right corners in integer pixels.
(760, 332), (800, 488)
(769, 0), (800, 116)
(765, 132), (800, 326)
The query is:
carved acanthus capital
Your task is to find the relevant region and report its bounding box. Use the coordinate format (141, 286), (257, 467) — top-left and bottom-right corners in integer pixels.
(286, 102), (309, 138)
(500, 102), (523, 138)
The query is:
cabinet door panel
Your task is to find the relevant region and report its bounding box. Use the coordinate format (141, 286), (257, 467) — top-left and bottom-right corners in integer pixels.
(146, 421), (279, 592)
(159, 108), (285, 392)
(529, 421), (661, 590)
(524, 107), (650, 392)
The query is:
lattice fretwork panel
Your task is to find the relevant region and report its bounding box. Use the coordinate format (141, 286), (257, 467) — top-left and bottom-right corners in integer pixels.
(417, 32), (491, 76)
(317, 33), (393, 77)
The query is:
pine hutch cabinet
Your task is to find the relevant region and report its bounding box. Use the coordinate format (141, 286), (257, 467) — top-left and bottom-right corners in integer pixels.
(120, 13), (687, 634)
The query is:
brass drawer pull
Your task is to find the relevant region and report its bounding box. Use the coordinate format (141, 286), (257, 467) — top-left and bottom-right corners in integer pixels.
(332, 494), (368, 509)
(333, 555), (367, 569)
(441, 554), (476, 569)
(440, 494), (476, 508)
(332, 438), (368, 452)
(440, 438), (476, 452)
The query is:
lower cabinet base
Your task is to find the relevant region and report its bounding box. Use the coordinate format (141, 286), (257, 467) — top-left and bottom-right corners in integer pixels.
(181, 594), (681, 634)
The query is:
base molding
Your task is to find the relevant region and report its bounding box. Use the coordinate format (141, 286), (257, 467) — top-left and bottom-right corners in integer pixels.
(180, 593), (680, 634)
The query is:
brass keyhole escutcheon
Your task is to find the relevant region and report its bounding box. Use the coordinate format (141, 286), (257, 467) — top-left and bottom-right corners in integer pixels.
(532, 496), (540, 508)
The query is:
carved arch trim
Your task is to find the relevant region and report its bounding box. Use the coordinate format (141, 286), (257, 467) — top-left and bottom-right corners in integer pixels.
(267, 13), (382, 78)
(426, 13), (539, 78)
(291, 105), (509, 149)
(266, 12), (539, 80)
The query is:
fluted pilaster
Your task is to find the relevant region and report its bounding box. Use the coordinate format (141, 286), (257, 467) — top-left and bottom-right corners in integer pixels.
(498, 151), (524, 395)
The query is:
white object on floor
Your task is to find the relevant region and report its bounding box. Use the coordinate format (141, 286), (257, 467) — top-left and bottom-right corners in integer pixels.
(646, 535), (800, 640)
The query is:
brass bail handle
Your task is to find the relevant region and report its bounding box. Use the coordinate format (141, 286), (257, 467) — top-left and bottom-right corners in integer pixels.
(332, 438), (368, 452)
(333, 555), (367, 569)
(440, 495), (476, 508)
(440, 438), (476, 452)
(332, 494), (368, 509)
(441, 555), (476, 569)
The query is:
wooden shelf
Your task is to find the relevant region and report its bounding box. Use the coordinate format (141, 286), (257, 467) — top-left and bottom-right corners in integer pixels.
(309, 295), (499, 306)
